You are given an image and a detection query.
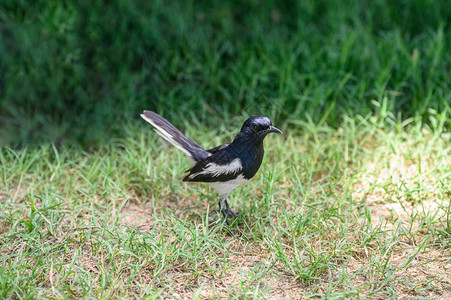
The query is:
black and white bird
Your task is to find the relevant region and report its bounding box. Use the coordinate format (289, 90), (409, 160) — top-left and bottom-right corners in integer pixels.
(140, 110), (281, 226)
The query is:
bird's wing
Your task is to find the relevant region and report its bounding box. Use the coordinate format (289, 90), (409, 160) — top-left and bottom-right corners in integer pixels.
(140, 111), (210, 161)
(183, 148), (242, 182)
(207, 143), (230, 154)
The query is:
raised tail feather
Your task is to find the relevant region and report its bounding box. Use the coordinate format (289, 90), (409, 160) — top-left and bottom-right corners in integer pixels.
(140, 111), (210, 161)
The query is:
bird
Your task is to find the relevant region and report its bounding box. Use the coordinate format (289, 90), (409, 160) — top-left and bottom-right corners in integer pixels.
(140, 110), (282, 228)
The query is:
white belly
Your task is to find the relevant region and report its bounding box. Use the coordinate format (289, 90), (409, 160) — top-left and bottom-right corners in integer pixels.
(209, 175), (249, 195)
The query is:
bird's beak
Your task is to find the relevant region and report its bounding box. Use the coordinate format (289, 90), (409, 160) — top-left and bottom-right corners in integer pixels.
(268, 126), (282, 134)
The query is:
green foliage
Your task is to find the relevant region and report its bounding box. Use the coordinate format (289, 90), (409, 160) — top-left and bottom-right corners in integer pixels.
(1, 0), (450, 145)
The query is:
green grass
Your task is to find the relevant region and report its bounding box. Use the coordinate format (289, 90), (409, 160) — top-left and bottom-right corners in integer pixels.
(1, 0), (450, 145)
(1, 0), (451, 297)
(1, 111), (451, 298)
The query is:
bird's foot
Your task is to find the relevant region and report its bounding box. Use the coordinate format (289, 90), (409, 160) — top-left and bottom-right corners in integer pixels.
(225, 208), (239, 218)
(211, 209), (240, 219)
(223, 218), (239, 236)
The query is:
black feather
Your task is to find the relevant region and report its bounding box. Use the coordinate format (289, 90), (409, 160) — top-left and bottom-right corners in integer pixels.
(183, 146), (241, 182)
(141, 111), (210, 161)
(207, 144), (230, 154)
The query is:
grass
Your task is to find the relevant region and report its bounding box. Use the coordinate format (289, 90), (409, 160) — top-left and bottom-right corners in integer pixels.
(1, 0), (450, 297)
(1, 109), (451, 298)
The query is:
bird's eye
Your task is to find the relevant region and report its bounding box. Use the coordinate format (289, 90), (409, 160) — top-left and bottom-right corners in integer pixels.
(251, 124), (258, 131)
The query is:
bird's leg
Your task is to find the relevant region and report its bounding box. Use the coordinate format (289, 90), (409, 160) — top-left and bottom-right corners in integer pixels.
(219, 194), (238, 218)
(219, 195), (230, 226)
(219, 194), (237, 235)
(219, 194), (229, 225)
(224, 200), (239, 217)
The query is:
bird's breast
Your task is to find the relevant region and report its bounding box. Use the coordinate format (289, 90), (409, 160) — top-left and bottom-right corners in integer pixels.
(239, 144), (264, 180)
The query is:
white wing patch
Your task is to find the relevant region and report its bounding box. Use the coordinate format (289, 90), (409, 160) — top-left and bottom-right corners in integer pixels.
(140, 113), (194, 160)
(188, 158), (242, 179)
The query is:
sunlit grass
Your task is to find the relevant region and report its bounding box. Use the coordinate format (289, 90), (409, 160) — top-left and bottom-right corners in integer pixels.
(1, 111), (450, 298)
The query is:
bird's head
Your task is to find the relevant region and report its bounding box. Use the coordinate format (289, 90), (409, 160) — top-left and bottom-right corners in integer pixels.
(235, 116), (282, 142)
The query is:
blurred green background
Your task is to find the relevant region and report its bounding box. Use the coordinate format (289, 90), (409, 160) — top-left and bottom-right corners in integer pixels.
(1, 0), (450, 146)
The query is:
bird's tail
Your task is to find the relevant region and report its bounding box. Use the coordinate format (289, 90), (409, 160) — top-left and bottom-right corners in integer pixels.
(140, 110), (210, 161)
